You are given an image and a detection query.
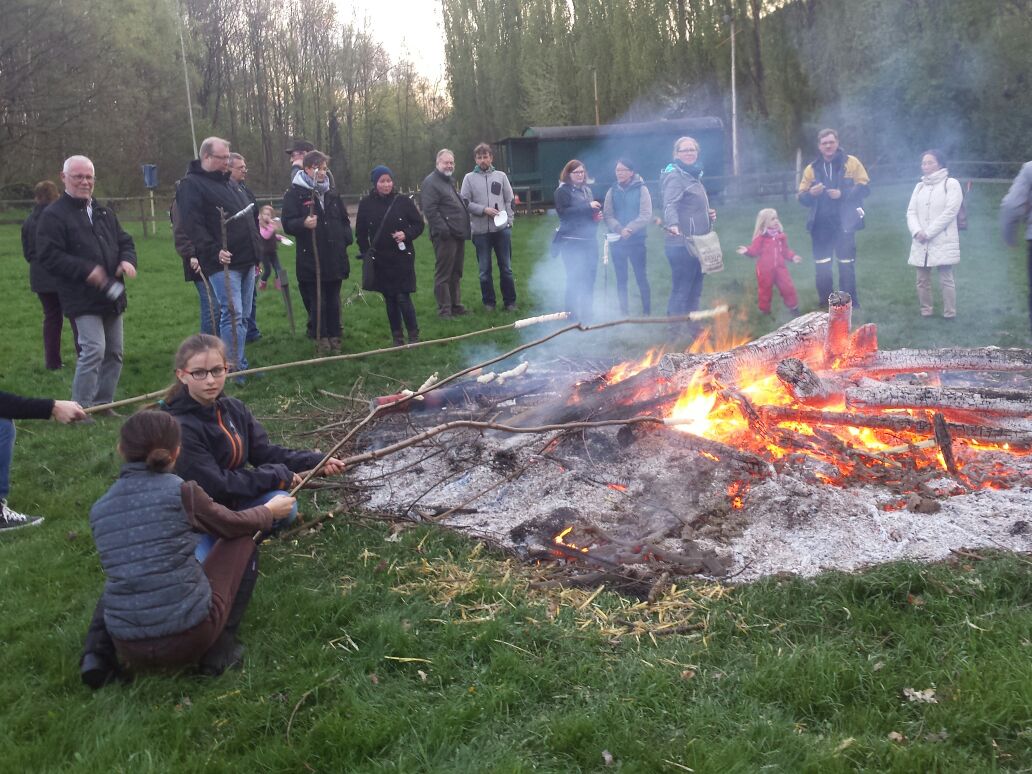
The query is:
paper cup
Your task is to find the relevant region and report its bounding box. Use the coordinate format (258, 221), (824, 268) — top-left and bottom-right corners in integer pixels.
(493, 211), (508, 228)
(606, 233), (621, 243)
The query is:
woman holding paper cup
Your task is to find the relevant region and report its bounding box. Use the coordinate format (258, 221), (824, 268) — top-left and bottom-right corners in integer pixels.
(603, 158), (653, 316)
(661, 136), (716, 329)
(554, 159), (601, 322)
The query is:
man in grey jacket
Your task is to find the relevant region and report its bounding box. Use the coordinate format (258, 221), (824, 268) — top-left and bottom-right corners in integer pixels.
(420, 149), (472, 318)
(1001, 161), (1032, 336)
(460, 143), (517, 311)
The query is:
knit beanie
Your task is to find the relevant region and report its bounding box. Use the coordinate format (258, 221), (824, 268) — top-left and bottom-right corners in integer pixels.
(370, 165), (393, 185)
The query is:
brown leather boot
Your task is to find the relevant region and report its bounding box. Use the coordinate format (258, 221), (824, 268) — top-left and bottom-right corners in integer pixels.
(316, 338), (331, 355)
(329, 337), (342, 353)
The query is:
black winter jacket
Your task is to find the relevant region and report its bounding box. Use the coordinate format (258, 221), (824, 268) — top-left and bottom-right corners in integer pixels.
(281, 184), (353, 283)
(0, 390), (53, 420)
(35, 193), (137, 318)
(355, 190), (425, 295)
(22, 203), (61, 294)
(419, 170), (471, 241)
(174, 160), (260, 274)
(554, 182), (599, 241)
(163, 391), (324, 510)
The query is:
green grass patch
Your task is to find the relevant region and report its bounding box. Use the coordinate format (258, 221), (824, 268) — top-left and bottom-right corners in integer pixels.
(1, 183), (1031, 770)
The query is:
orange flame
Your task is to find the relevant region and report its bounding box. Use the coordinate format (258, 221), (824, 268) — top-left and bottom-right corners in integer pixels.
(554, 526), (590, 554)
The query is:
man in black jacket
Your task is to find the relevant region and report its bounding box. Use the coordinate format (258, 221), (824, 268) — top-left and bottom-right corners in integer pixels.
(36, 155), (138, 409)
(175, 137), (261, 376)
(420, 149), (472, 318)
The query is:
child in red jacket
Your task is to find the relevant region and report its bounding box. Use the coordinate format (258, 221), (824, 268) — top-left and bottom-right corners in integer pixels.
(736, 208), (802, 315)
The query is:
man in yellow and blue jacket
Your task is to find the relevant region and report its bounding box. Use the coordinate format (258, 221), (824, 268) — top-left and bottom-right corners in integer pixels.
(798, 128), (870, 308)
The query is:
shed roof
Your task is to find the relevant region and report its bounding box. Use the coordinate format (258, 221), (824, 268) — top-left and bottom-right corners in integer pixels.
(502, 117), (723, 142)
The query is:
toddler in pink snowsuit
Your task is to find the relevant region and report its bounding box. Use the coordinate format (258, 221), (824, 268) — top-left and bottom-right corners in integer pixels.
(736, 208), (801, 315)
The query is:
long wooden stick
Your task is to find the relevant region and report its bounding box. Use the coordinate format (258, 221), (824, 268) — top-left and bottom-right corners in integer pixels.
(309, 198), (323, 344)
(83, 311), (725, 414)
(282, 310), (730, 495)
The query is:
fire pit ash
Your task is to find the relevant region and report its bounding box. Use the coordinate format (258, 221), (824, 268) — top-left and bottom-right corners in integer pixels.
(349, 293), (1032, 583)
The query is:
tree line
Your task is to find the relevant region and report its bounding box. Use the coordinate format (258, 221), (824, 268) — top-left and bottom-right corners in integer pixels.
(3, 0), (1030, 198)
(441, 0), (1032, 172)
(1, 0), (449, 197)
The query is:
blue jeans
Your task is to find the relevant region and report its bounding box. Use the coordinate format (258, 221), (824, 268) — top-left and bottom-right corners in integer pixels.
(208, 266), (256, 371)
(0, 418), (14, 501)
(664, 245), (704, 316)
(194, 489), (297, 563)
(195, 281), (215, 335)
(246, 277), (261, 342)
(473, 230), (516, 307)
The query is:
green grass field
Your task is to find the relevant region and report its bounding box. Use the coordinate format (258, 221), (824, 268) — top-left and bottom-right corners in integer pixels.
(1, 182), (1031, 772)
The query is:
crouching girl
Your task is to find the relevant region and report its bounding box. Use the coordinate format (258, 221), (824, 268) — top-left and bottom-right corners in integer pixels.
(161, 334), (345, 562)
(80, 410), (295, 687)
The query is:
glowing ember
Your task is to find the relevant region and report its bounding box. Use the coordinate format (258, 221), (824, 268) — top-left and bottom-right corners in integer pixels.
(553, 526), (589, 554)
(727, 481), (748, 509)
(607, 483), (628, 492)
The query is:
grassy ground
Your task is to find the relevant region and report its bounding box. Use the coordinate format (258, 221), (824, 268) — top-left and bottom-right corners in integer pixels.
(1, 182), (1031, 771)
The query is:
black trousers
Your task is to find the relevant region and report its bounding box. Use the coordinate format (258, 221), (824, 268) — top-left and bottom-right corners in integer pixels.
(811, 224), (858, 308)
(298, 279), (343, 338)
(384, 293), (418, 336)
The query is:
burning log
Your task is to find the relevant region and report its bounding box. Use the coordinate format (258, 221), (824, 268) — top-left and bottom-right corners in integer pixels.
(845, 323), (878, 360)
(841, 347), (1032, 374)
(823, 291), (853, 366)
(775, 357), (842, 407)
(932, 412), (959, 475)
(699, 312), (829, 388)
(369, 375), (575, 414)
(845, 379), (1032, 417)
(757, 405), (1032, 449)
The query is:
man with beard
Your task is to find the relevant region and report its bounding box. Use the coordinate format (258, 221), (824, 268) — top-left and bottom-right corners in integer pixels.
(797, 128), (870, 308)
(460, 143), (517, 311)
(420, 149), (471, 318)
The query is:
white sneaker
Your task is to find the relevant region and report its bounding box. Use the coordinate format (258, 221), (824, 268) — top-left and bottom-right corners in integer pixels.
(0, 500), (44, 532)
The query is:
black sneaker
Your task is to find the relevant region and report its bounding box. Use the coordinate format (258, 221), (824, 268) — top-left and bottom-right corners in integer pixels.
(80, 652), (118, 690)
(198, 635), (246, 677)
(0, 500), (44, 532)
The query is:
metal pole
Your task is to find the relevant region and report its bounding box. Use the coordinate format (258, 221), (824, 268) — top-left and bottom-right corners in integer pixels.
(592, 68), (600, 126)
(176, 0), (198, 158)
(730, 18), (739, 177)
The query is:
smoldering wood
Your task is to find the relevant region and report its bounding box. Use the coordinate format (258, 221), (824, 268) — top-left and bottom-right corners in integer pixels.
(841, 347), (1032, 374)
(775, 357), (842, 407)
(699, 312), (830, 387)
(845, 378), (1032, 417)
(932, 412), (959, 475)
(823, 291), (853, 366)
(844, 323), (879, 360)
(757, 405), (1032, 449)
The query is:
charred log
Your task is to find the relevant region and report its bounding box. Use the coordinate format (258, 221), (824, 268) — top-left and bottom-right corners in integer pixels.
(824, 291), (853, 366)
(845, 323), (879, 360)
(700, 312), (829, 387)
(846, 379), (1032, 417)
(932, 412), (959, 475)
(841, 347), (1032, 374)
(776, 357), (842, 407)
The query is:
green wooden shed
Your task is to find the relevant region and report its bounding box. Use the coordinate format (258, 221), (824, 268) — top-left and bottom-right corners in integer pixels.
(495, 117), (725, 205)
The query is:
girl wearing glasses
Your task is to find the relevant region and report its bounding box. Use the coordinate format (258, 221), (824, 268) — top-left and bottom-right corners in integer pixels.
(161, 334), (345, 561)
(553, 159), (602, 322)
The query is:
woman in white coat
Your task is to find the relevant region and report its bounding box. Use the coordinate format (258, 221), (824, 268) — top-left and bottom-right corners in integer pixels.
(906, 149), (962, 319)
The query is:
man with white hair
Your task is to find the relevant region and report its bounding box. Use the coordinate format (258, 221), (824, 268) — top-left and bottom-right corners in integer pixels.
(176, 137), (261, 377)
(36, 155), (137, 412)
(420, 148), (471, 318)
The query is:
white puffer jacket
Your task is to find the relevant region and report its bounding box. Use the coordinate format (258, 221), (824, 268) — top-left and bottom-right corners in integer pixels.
(906, 168), (962, 268)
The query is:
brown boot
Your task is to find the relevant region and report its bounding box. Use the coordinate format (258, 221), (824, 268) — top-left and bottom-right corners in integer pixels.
(408, 329), (420, 344)
(391, 331), (405, 347)
(315, 338), (331, 355)
(329, 337), (342, 353)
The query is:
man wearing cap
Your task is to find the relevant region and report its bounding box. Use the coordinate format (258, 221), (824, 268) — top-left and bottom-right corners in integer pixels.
(35, 155), (137, 411)
(287, 140), (316, 181)
(176, 136), (261, 377)
(420, 149), (471, 318)
(460, 143), (516, 312)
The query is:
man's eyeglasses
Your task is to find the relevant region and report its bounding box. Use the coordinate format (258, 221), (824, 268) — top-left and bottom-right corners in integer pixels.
(185, 366), (227, 381)
(69, 174), (95, 182)
(210, 154), (231, 161)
